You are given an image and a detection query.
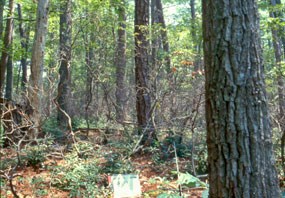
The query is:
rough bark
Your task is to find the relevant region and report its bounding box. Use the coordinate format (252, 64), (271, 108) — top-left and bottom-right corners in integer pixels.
(5, 56), (13, 100)
(0, 0), (14, 97)
(17, 4), (29, 91)
(135, 0), (156, 146)
(115, 0), (127, 123)
(151, 0), (171, 72)
(84, 30), (95, 134)
(0, 0), (5, 40)
(202, 0), (281, 197)
(28, 0), (49, 136)
(269, 0), (285, 174)
(57, 0), (72, 129)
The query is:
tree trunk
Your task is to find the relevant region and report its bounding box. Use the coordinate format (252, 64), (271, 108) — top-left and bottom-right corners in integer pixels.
(28, 0), (49, 137)
(156, 0), (171, 72)
(268, 0), (285, 174)
(135, 0), (156, 146)
(151, 0), (171, 72)
(115, 0), (127, 123)
(84, 30), (95, 133)
(5, 56), (13, 100)
(57, 0), (72, 130)
(190, 0), (200, 71)
(17, 3), (30, 91)
(0, 0), (5, 40)
(0, 0), (14, 97)
(202, 0), (281, 197)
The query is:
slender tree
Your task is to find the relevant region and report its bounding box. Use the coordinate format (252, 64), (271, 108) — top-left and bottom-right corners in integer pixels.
(190, 0), (200, 71)
(202, 0), (281, 197)
(268, 0), (285, 173)
(0, 0), (5, 40)
(28, 0), (49, 136)
(115, 0), (127, 123)
(135, 0), (157, 146)
(17, 3), (30, 91)
(84, 32), (94, 132)
(151, 0), (171, 72)
(0, 0), (14, 97)
(57, 0), (72, 129)
(5, 55), (13, 100)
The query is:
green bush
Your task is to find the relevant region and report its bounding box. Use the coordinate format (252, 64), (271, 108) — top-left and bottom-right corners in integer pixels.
(102, 152), (135, 174)
(24, 139), (52, 168)
(42, 116), (64, 140)
(51, 143), (109, 197)
(25, 146), (47, 167)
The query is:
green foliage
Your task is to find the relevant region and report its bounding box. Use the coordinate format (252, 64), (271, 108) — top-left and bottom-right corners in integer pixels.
(157, 193), (183, 198)
(30, 176), (49, 196)
(176, 172), (207, 188)
(42, 116), (64, 140)
(25, 147), (46, 167)
(102, 152), (135, 174)
(24, 140), (52, 168)
(201, 189), (209, 198)
(51, 142), (111, 197)
(161, 135), (190, 159)
(71, 116), (107, 130)
(0, 123), (4, 147)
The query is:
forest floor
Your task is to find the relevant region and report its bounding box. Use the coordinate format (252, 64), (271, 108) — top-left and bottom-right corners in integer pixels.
(0, 129), (284, 198)
(0, 153), (205, 198)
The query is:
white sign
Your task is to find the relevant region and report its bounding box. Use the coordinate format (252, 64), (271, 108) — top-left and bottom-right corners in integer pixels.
(110, 174), (141, 198)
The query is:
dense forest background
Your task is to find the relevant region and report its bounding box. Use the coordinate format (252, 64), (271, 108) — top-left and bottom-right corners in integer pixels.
(0, 0), (284, 197)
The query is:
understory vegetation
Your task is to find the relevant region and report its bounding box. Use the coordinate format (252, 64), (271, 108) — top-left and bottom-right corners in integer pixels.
(0, 0), (285, 197)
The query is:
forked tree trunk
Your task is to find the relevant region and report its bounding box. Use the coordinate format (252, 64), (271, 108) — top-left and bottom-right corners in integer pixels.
(0, 0), (14, 97)
(202, 0), (281, 197)
(28, 0), (49, 137)
(57, 0), (72, 129)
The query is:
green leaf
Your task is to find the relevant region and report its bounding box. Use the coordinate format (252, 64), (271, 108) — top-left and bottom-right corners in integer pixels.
(202, 189), (209, 198)
(157, 193), (183, 198)
(177, 172), (207, 188)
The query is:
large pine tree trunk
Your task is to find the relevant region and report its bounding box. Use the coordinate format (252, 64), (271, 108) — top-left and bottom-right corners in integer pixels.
(0, 0), (14, 97)
(135, 0), (156, 146)
(28, 0), (49, 137)
(202, 0), (281, 197)
(115, 0), (127, 123)
(57, 0), (72, 129)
